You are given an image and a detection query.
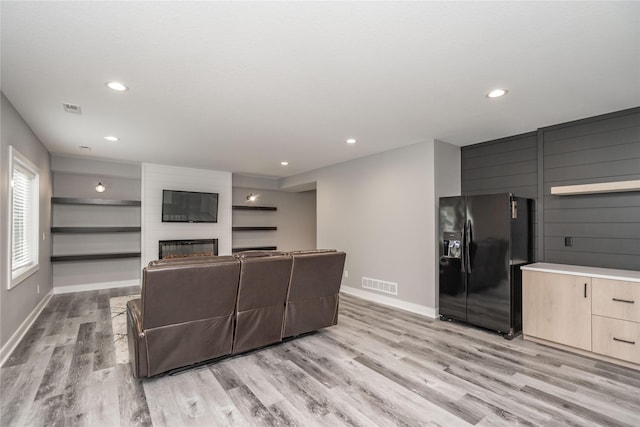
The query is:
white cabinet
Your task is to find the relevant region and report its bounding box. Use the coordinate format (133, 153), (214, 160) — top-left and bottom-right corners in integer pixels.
(522, 263), (640, 370)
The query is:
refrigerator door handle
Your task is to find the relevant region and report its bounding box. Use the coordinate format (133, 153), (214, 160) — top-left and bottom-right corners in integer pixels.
(461, 221), (466, 273)
(466, 219), (472, 273)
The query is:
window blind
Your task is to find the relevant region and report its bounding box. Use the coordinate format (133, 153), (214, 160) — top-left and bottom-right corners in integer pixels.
(12, 163), (36, 271)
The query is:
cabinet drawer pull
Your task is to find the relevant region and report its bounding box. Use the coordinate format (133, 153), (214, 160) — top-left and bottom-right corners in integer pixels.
(613, 337), (636, 345)
(584, 283), (587, 298)
(612, 298), (635, 304)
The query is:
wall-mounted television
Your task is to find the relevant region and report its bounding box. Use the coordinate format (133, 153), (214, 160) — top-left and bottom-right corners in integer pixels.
(162, 189), (219, 223)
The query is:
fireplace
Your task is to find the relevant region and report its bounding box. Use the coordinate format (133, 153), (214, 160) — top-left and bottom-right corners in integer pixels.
(158, 238), (218, 259)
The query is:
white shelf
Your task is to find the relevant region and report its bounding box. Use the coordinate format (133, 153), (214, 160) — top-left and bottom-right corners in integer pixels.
(550, 180), (640, 195)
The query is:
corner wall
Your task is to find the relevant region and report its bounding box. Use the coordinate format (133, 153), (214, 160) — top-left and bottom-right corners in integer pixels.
(461, 107), (640, 271)
(281, 140), (461, 315)
(0, 93), (52, 351)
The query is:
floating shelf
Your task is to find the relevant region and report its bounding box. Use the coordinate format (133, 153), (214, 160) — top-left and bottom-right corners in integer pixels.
(51, 252), (141, 262)
(51, 226), (141, 233)
(232, 246), (278, 253)
(52, 197), (141, 206)
(232, 205), (277, 211)
(551, 180), (640, 196)
(232, 226), (277, 231)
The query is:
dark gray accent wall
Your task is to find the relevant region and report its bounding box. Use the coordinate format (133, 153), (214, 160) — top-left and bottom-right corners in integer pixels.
(461, 132), (539, 260)
(461, 107), (640, 271)
(541, 108), (640, 270)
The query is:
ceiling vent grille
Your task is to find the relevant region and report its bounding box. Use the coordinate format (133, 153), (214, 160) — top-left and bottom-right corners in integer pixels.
(62, 103), (82, 114)
(362, 276), (398, 296)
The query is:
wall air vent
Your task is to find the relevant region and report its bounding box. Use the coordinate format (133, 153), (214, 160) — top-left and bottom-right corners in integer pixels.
(62, 103), (82, 114)
(362, 277), (398, 296)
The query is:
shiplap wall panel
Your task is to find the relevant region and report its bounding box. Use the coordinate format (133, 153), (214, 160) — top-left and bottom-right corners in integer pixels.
(544, 206), (640, 223)
(545, 236), (640, 255)
(542, 112), (640, 142)
(461, 132), (539, 260)
(542, 109), (640, 270)
(544, 126), (640, 155)
(141, 163), (232, 265)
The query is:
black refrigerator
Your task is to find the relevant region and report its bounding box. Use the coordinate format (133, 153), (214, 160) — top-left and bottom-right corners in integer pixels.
(439, 193), (532, 339)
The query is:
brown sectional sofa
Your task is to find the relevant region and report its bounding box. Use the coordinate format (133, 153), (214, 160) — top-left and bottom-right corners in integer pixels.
(126, 249), (346, 378)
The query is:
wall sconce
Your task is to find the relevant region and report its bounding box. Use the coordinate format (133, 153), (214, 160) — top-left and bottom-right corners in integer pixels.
(95, 182), (106, 193)
(246, 193), (257, 202)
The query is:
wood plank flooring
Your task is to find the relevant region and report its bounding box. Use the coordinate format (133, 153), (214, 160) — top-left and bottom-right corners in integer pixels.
(2, 288), (639, 426)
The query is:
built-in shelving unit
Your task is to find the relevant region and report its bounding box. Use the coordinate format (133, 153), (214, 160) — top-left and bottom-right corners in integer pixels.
(551, 180), (640, 195)
(51, 197), (141, 262)
(232, 205), (278, 253)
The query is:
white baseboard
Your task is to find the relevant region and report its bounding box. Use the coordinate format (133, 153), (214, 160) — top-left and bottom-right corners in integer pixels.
(340, 286), (437, 319)
(0, 290), (53, 367)
(53, 279), (141, 294)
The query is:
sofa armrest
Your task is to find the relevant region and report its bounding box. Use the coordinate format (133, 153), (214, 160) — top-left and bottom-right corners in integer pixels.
(126, 299), (148, 378)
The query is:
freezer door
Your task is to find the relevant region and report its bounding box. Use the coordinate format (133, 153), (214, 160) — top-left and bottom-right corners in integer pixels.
(465, 193), (512, 333)
(438, 196), (466, 321)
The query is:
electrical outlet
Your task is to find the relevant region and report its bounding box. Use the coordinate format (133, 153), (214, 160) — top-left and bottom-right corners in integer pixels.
(43, 232), (46, 240)
(564, 237), (573, 247)
(37, 285), (40, 294)
(344, 270), (348, 278)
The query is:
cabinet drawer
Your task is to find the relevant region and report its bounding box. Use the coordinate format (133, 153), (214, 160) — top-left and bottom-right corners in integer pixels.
(592, 315), (640, 364)
(592, 278), (640, 322)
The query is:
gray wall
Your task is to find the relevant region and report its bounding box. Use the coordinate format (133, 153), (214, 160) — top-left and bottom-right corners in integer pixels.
(461, 132), (539, 260)
(462, 107), (640, 271)
(232, 187), (316, 252)
(542, 109), (640, 270)
(434, 140), (462, 301)
(281, 140), (461, 313)
(1, 93), (52, 349)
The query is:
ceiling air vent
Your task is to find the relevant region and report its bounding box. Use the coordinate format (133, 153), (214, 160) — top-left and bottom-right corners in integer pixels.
(62, 103), (82, 114)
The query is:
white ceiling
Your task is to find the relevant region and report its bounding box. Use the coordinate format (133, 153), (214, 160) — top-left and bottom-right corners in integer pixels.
(2, 1), (639, 178)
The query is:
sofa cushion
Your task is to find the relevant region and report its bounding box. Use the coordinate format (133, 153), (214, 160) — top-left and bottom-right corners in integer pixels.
(233, 254), (293, 353)
(284, 251), (346, 337)
(142, 257), (240, 329)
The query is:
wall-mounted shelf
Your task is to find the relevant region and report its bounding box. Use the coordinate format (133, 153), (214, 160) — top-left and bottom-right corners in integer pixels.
(51, 252), (141, 262)
(51, 226), (141, 233)
(551, 180), (640, 195)
(52, 197), (141, 206)
(232, 226), (277, 231)
(232, 246), (278, 253)
(51, 196), (141, 264)
(232, 205), (277, 211)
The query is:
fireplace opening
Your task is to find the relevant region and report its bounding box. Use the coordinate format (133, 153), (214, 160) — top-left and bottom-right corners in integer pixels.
(158, 238), (219, 259)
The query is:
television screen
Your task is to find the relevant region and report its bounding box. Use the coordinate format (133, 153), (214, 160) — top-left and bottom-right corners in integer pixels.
(162, 190), (219, 223)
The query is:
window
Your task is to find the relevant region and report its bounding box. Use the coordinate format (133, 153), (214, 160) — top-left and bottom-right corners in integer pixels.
(9, 146), (39, 288)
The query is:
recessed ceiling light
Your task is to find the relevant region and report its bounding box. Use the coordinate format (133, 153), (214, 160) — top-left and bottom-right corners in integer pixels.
(106, 81), (128, 92)
(346, 138), (357, 144)
(104, 136), (119, 142)
(487, 89), (508, 98)
(280, 161), (289, 166)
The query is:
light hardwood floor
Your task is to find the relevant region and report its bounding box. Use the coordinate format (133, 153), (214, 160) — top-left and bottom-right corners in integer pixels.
(2, 287), (640, 426)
